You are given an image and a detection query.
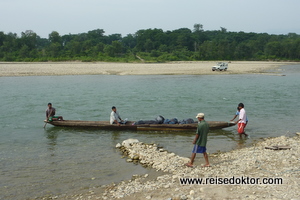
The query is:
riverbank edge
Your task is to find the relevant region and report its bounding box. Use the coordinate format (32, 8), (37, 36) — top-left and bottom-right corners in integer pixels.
(0, 61), (298, 77)
(50, 133), (300, 200)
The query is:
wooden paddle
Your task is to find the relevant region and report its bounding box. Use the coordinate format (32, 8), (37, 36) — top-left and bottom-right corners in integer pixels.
(43, 109), (53, 128)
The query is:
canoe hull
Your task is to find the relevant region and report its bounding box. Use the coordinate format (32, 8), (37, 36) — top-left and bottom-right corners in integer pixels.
(46, 120), (235, 131)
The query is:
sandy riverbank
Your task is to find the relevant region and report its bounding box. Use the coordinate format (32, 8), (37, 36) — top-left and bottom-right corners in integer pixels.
(56, 134), (299, 200)
(0, 61), (297, 76)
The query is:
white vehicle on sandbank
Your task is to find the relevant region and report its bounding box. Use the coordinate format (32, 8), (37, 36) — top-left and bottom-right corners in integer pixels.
(212, 62), (228, 71)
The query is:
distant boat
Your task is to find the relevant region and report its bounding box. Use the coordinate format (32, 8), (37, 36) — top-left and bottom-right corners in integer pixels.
(45, 120), (235, 131)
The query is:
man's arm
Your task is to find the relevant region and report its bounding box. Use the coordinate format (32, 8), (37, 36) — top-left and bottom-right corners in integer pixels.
(235, 118), (241, 124)
(231, 115), (237, 121)
(46, 109), (54, 120)
(192, 134), (199, 144)
(117, 112), (122, 121)
(52, 108), (56, 116)
(113, 113), (121, 125)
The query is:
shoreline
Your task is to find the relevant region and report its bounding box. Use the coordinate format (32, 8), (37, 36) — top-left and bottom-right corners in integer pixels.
(50, 133), (300, 200)
(0, 61), (298, 77)
(109, 134), (300, 200)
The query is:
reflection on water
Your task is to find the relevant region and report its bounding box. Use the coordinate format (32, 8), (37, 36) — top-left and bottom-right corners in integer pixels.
(46, 132), (57, 157)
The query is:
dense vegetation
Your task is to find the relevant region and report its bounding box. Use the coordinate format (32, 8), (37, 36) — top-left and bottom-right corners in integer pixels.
(0, 24), (300, 62)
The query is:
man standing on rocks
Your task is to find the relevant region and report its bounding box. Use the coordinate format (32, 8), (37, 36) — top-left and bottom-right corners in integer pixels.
(185, 113), (210, 167)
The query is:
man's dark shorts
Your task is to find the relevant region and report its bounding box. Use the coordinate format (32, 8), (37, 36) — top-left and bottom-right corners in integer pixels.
(192, 145), (206, 153)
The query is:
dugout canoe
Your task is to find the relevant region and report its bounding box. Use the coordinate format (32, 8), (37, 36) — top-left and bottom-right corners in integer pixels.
(45, 120), (235, 131)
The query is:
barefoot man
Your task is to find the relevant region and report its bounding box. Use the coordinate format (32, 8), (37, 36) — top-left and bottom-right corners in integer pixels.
(185, 113), (210, 168)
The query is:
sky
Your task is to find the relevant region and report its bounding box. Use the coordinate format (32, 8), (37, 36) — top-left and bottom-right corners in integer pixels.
(1, 0), (300, 38)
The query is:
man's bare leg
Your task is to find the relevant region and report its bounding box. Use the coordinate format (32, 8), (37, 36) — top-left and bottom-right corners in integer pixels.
(202, 152), (210, 167)
(185, 153), (196, 167)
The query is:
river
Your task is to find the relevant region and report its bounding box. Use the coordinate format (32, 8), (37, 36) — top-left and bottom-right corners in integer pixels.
(0, 64), (299, 199)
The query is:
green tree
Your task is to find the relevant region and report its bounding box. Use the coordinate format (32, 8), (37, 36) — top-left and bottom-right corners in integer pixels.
(265, 41), (282, 59)
(104, 45), (115, 57)
(220, 27), (227, 33)
(19, 45), (30, 58)
(47, 42), (62, 57)
(135, 29), (165, 51)
(21, 30), (37, 50)
(48, 31), (62, 58)
(0, 31), (6, 46)
(1, 25), (300, 62)
(193, 23), (203, 32)
(112, 41), (123, 54)
(234, 42), (252, 60)
(106, 34), (122, 44)
(49, 31), (62, 44)
(65, 41), (82, 56)
(170, 28), (194, 51)
(144, 39), (154, 52)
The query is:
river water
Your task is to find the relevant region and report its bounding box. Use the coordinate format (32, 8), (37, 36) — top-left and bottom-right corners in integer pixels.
(0, 64), (299, 199)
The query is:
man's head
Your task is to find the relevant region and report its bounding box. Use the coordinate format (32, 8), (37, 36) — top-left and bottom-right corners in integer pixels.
(238, 103), (244, 109)
(48, 103), (52, 108)
(196, 113), (205, 121)
(112, 106), (116, 112)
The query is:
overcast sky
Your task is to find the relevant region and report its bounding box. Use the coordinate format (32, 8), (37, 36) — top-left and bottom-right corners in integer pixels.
(1, 0), (299, 38)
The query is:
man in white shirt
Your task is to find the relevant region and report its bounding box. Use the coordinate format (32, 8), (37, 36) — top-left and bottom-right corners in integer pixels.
(110, 106), (125, 125)
(235, 103), (248, 138)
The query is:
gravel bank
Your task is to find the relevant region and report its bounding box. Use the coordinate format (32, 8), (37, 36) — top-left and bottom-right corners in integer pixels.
(49, 133), (300, 200)
(96, 134), (299, 200)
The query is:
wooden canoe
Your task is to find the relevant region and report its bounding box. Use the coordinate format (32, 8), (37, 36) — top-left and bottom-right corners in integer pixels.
(45, 120), (236, 131)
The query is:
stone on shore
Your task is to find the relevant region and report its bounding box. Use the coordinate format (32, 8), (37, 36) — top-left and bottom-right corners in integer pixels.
(103, 135), (300, 199)
(122, 138), (140, 148)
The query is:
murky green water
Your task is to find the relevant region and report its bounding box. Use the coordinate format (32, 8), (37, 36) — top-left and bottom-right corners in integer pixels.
(0, 64), (299, 199)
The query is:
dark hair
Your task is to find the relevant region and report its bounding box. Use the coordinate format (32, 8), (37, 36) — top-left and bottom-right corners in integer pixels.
(48, 103), (52, 105)
(112, 106), (116, 109)
(238, 103), (244, 108)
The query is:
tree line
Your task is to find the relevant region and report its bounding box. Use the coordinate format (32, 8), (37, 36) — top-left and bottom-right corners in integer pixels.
(0, 24), (300, 62)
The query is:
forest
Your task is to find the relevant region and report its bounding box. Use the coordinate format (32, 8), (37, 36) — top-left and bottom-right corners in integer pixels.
(0, 24), (300, 62)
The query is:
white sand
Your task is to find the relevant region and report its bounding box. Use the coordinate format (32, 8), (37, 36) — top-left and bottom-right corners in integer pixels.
(0, 61), (296, 76)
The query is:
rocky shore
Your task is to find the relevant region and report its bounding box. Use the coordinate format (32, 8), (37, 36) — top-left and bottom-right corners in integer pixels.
(42, 133), (300, 200)
(97, 134), (300, 200)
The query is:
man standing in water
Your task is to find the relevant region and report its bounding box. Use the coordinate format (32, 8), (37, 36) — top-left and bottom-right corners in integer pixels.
(185, 113), (210, 168)
(230, 106), (248, 127)
(235, 103), (248, 138)
(45, 103), (63, 122)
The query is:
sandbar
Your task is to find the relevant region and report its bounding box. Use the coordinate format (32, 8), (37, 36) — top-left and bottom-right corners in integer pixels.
(0, 61), (296, 76)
